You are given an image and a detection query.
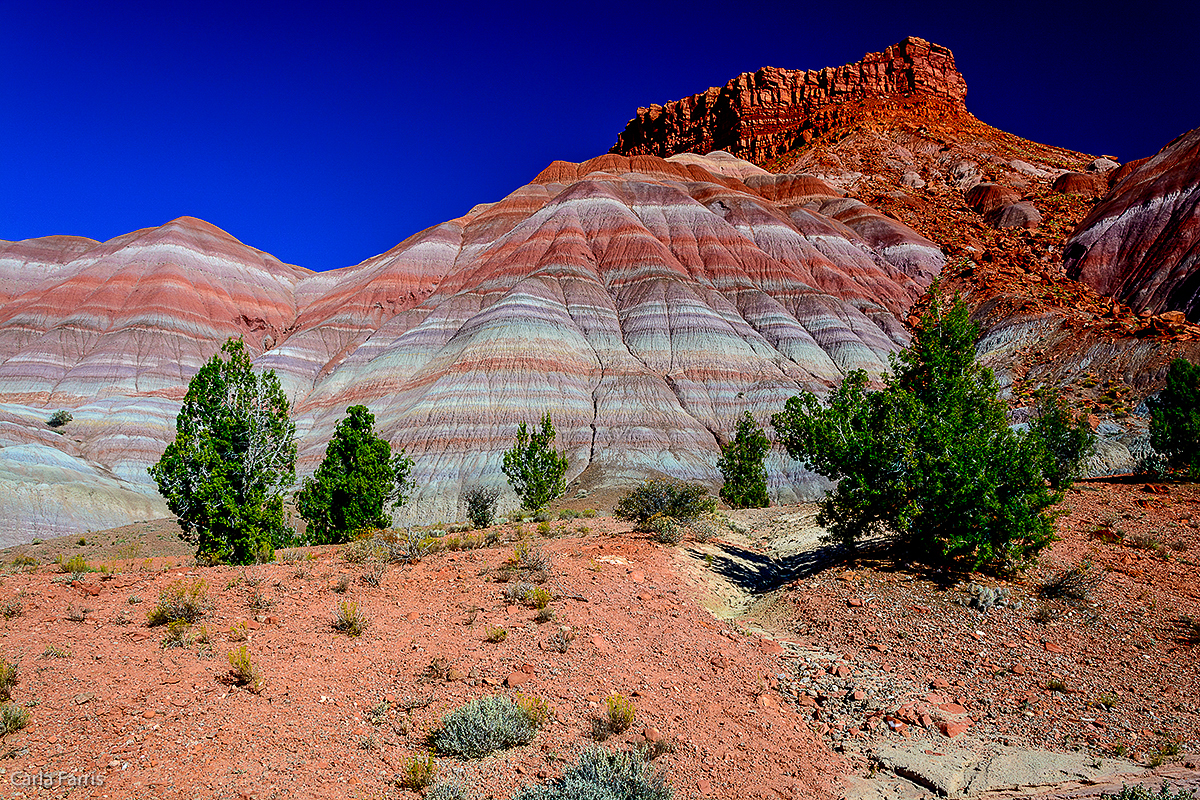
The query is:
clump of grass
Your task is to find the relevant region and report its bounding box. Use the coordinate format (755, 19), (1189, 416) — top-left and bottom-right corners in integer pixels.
(547, 627), (575, 653)
(1046, 678), (1068, 693)
(605, 693), (636, 733)
(485, 625), (507, 643)
(1090, 693), (1119, 710)
(333, 599), (367, 636)
(397, 751), (436, 789)
(55, 554), (93, 575)
(227, 646), (263, 693)
(426, 780), (472, 800)
(9, 555), (36, 569)
(432, 694), (546, 758)
(1149, 739), (1183, 767)
(3, 592), (25, 619)
(515, 693), (551, 727)
(361, 558), (386, 587)
(537, 520), (552, 537)
(42, 644), (69, 659)
(1037, 562), (1101, 604)
(65, 603), (90, 622)
(509, 746), (672, 800)
(247, 589), (272, 611)
(228, 622), (248, 642)
(0, 702), (29, 735)
(162, 619), (191, 649)
(146, 579), (209, 626)
(536, 606), (556, 624)
(0, 656), (17, 700)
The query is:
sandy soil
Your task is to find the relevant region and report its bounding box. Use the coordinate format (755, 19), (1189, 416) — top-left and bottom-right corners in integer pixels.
(1, 479), (1198, 799)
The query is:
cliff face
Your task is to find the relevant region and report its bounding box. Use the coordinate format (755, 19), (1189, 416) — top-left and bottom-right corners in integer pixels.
(1064, 127), (1200, 322)
(611, 37), (968, 164)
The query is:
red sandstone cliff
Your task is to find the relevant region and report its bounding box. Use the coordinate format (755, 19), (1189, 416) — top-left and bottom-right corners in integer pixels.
(611, 37), (968, 163)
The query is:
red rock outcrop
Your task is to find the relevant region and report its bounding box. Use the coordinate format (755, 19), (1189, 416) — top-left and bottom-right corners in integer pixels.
(1064, 127), (1200, 321)
(611, 37), (968, 164)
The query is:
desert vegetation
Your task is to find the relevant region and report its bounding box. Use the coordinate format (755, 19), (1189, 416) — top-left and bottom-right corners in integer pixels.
(772, 295), (1089, 572)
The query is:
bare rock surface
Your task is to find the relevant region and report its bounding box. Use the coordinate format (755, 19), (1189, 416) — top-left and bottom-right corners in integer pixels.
(1065, 127), (1200, 321)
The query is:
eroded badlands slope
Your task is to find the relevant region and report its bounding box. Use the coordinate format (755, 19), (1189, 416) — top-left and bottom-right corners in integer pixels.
(0, 152), (941, 542)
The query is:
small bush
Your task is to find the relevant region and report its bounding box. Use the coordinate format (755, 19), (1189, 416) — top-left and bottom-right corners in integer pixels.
(510, 746), (672, 800)
(1037, 562), (1101, 603)
(333, 599), (367, 636)
(47, 409), (73, 428)
(718, 411), (771, 509)
(547, 627), (575, 652)
(162, 619), (191, 648)
(605, 693), (636, 733)
(227, 646), (263, 693)
(646, 514), (682, 545)
(42, 644), (69, 659)
(1102, 782), (1196, 800)
(516, 692), (552, 727)
(426, 780), (472, 800)
(397, 751), (436, 790)
(0, 702), (29, 735)
(536, 606), (556, 624)
(228, 622), (248, 642)
(1149, 358), (1200, 478)
(1028, 389), (1097, 490)
(464, 486), (501, 530)
(0, 656), (17, 700)
(503, 413), (569, 510)
(146, 579), (209, 626)
(362, 558), (387, 587)
(2, 593), (24, 619)
(433, 694), (545, 758)
(615, 480), (716, 530)
(485, 625), (507, 643)
(9, 555), (37, 569)
(56, 554), (92, 574)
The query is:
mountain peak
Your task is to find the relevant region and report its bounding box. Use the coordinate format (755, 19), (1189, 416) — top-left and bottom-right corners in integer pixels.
(611, 37), (969, 164)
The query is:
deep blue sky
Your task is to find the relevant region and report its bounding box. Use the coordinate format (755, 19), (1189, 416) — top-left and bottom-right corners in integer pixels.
(3, 1), (1195, 271)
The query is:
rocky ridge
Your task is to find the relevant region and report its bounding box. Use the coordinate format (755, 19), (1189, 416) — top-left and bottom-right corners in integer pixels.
(612, 37), (968, 164)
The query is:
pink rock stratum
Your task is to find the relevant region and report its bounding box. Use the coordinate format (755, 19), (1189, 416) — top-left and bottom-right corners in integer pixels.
(0, 153), (942, 542)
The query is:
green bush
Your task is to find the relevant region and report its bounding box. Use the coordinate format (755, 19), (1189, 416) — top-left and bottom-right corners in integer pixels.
(614, 479), (716, 530)
(297, 405), (414, 545)
(0, 655), (17, 700)
(771, 295), (1060, 572)
(1149, 358), (1200, 477)
(1101, 783), (1195, 800)
(46, 409), (73, 428)
(0, 702), (29, 735)
(146, 579), (210, 626)
(433, 695), (544, 758)
(149, 338), (296, 564)
(511, 747), (672, 800)
(717, 411), (771, 509)
(463, 486), (501, 529)
(503, 414), (569, 511)
(1028, 389), (1097, 489)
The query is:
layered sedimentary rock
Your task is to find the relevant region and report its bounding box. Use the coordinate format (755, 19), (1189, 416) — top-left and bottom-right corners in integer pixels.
(612, 37), (968, 164)
(1064, 127), (1200, 321)
(0, 152), (942, 542)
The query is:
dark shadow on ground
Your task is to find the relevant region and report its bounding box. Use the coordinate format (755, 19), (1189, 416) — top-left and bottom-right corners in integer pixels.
(683, 538), (848, 596)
